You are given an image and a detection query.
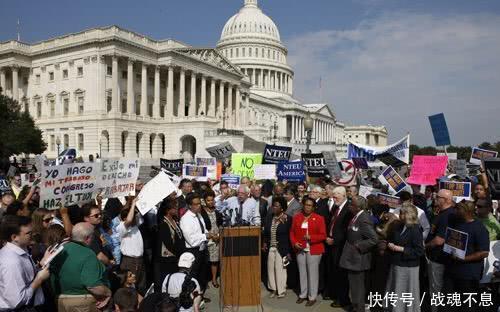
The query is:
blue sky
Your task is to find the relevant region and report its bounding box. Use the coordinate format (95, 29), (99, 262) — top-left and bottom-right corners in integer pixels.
(1, 0), (500, 146)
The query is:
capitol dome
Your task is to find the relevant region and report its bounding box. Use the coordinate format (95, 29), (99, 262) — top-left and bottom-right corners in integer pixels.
(217, 0), (294, 99)
(220, 0), (281, 43)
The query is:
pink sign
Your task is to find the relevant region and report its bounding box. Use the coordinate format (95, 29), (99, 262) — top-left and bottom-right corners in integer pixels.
(407, 155), (448, 185)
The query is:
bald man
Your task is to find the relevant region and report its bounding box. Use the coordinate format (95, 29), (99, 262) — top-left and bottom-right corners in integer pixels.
(425, 189), (455, 312)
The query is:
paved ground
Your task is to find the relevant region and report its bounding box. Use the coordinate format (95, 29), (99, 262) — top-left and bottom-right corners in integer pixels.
(204, 284), (349, 312)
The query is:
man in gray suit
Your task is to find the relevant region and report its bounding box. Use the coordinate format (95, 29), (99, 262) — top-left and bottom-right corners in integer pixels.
(283, 185), (302, 217)
(339, 196), (378, 312)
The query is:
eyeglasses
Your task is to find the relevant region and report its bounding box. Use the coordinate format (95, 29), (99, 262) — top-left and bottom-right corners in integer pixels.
(90, 213), (102, 218)
(436, 196), (446, 200)
(43, 217), (53, 223)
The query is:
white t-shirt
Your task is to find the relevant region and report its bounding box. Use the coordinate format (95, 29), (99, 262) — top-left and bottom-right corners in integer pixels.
(117, 221), (144, 258)
(161, 272), (201, 312)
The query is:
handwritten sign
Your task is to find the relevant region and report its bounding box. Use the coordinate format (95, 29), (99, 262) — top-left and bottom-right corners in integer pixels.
(263, 144), (292, 164)
(406, 155), (448, 185)
(439, 181), (472, 202)
(378, 166), (408, 195)
(359, 185), (377, 199)
(231, 153), (263, 178)
(206, 142), (236, 160)
(443, 227), (469, 260)
(253, 164), (277, 180)
(96, 159), (140, 199)
(40, 163), (99, 210)
(277, 161), (306, 182)
(470, 147), (498, 165)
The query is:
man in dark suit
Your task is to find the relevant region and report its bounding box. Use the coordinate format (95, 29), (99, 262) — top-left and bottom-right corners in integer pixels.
(324, 186), (352, 307)
(339, 196), (378, 312)
(177, 178), (193, 211)
(315, 184), (334, 297)
(251, 184), (269, 285)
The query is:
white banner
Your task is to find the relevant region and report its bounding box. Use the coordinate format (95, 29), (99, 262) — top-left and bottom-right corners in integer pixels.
(348, 135), (410, 165)
(136, 171), (177, 215)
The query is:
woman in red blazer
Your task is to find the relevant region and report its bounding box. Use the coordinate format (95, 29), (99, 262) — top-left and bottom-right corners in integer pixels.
(290, 196), (326, 306)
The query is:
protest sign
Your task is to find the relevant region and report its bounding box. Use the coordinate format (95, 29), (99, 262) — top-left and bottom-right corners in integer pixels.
(206, 142), (236, 160)
(449, 159), (468, 177)
(182, 164), (216, 181)
(470, 147), (498, 165)
(136, 171), (177, 215)
(348, 135), (410, 165)
(351, 158), (369, 169)
(276, 161), (306, 182)
(196, 157), (216, 166)
(263, 144), (292, 164)
(359, 185), (376, 199)
(377, 193), (401, 208)
(0, 177), (10, 194)
(39, 162), (99, 210)
(253, 164), (277, 180)
(302, 153), (327, 177)
(443, 227), (469, 260)
(484, 158), (500, 200)
(160, 158), (184, 176)
(406, 155), (448, 185)
(34, 154), (49, 172)
(428, 113), (451, 146)
(231, 153), (263, 178)
(378, 166), (408, 195)
(439, 181), (472, 202)
(334, 160), (357, 186)
(95, 159), (140, 199)
(221, 174), (241, 189)
(437, 152), (457, 160)
(480, 240), (500, 284)
(322, 151), (342, 179)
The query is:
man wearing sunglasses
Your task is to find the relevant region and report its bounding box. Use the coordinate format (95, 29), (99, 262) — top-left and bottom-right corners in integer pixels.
(83, 203), (113, 266)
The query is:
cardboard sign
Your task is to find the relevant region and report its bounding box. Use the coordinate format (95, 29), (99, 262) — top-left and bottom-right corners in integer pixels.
(322, 151), (342, 179)
(443, 227), (469, 260)
(470, 147), (498, 165)
(428, 113), (451, 146)
(449, 159), (468, 177)
(96, 159), (140, 199)
(206, 142), (236, 160)
(253, 164), (277, 180)
(136, 171), (177, 215)
(196, 157), (216, 166)
(484, 158), (500, 200)
(302, 153), (327, 177)
(263, 144), (292, 164)
(348, 135), (410, 165)
(39, 163), (99, 210)
(160, 158), (184, 176)
(439, 181), (472, 202)
(221, 174), (240, 190)
(231, 153), (263, 179)
(406, 155), (448, 185)
(277, 161), (306, 182)
(378, 166), (408, 195)
(377, 193), (401, 208)
(352, 158), (369, 169)
(334, 160), (358, 186)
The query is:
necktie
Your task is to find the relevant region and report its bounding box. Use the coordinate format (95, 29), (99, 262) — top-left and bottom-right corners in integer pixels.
(196, 214), (206, 233)
(329, 207), (340, 237)
(328, 198), (334, 211)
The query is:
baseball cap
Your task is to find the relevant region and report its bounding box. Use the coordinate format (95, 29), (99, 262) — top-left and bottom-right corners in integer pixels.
(178, 252), (196, 269)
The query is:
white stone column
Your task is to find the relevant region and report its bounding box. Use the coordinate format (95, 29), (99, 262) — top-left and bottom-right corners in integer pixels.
(252, 69), (256, 86)
(12, 66), (19, 101)
(125, 131), (136, 157)
(98, 56), (106, 113)
(292, 116), (296, 142)
(152, 134), (163, 158)
(167, 66), (174, 117)
(235, 88), (241, 128)
(189, 72), (196, 116)
(209, 78), (216, 117)
(154, 66), (160, 118)
(227, 85), (233, 128)
(260, 69), (264, 88)
(127, 59), (134, 115)
(290, 77), (293, 94)
(274, 71), (278, 91)
(140, 63), (148, 116)
(200, 75), (207, 115)
(244, 93), (249, 128)
(0, 68), (6, 94)
(111, 56), (119, 113)
(179, 68), (186, 117)
(139, 133), (150, 159)
(218, 81), (225, 119)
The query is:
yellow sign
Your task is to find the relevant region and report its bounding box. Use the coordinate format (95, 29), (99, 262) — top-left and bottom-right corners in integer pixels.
(231, 153), (263, 179)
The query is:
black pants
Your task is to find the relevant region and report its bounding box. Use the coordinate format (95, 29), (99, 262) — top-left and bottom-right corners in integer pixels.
(442, 276), (480, 312)
(186, 247), (210, 293)
(325, 246), (350, 306)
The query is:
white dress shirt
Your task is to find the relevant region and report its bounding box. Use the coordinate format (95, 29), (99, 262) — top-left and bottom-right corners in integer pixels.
(180, 209), (208, 248)
(0, 242), (44, 309)
(117, 215), (144, 257)
(224, 196), (261, 226)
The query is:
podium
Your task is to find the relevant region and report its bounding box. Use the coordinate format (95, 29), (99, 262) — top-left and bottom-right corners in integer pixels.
(220, 226), (261, 307)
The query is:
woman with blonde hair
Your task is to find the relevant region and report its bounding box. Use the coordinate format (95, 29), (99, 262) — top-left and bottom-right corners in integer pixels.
(386, 203), (424, 312)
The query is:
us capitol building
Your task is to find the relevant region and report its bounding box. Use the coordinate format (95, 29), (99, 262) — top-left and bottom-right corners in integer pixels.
(0, 0), (387, 162)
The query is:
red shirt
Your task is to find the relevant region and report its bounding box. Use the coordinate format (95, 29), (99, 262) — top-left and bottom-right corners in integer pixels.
(290, 212), (326, 255)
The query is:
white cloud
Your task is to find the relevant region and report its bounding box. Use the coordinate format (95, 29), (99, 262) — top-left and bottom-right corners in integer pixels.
(286, 12), (500, 146)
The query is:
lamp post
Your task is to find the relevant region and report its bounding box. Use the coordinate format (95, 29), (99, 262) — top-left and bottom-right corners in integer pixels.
(303, 113), (314, 154)
(56, 136), (61, 155)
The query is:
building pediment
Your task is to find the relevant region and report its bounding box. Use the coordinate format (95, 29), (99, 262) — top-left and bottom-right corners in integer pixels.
(173, 48), (243, 77)
(303, 103), (336, 120)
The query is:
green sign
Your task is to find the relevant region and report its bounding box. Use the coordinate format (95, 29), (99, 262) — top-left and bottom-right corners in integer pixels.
(231, 153), (263, 179)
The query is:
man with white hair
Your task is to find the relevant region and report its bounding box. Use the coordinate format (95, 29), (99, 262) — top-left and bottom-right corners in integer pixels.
(224, 185), (261, 226)
(50, 222), (111, 311)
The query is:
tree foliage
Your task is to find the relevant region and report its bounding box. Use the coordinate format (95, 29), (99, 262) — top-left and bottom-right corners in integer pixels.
(0, 88), (46, 159)
(410, 141), (500, 160)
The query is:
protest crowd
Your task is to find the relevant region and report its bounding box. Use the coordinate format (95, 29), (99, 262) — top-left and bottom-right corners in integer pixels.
(0, 140), (500, 312)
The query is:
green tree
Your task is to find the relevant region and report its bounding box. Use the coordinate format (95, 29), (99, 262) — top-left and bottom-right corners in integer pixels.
(0, 88), (46, 161)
